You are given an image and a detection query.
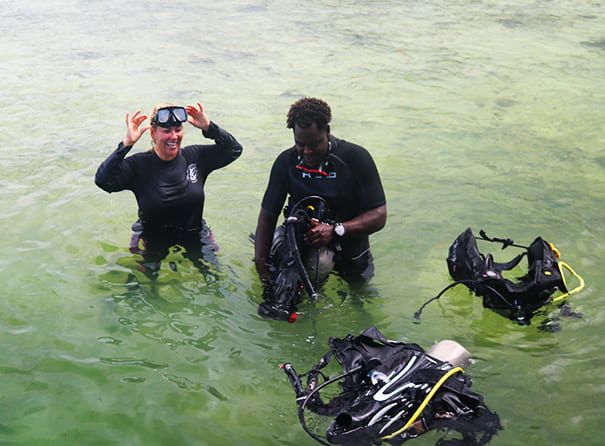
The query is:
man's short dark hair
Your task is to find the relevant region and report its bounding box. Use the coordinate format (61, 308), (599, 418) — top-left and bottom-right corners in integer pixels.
(286, 97), (332, 131)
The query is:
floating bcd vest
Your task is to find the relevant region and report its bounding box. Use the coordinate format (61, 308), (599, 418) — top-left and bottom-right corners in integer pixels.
(282, 327), (501, 445)
(447, 228), (568, 321)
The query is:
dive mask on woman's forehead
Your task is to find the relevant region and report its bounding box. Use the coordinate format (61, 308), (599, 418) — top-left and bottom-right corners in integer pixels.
(151, 106), (187, 127)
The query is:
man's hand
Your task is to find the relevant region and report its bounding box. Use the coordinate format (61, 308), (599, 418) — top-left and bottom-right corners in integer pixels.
(304, 222), (334, 247)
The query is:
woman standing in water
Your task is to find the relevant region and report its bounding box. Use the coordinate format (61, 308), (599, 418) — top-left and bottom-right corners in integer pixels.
(95, 102), (243, 277)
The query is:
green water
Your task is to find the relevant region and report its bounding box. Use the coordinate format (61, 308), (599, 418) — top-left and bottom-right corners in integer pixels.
(1, 0), (604, 444)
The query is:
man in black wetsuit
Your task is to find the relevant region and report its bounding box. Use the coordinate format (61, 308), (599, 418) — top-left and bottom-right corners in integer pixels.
(96, 102), (242, 276)
(254, 97), (387, 292)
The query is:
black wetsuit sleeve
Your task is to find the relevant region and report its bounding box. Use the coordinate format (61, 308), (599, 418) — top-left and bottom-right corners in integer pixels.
(95, 142), (136, 192)
(191, 121), (243, 173)
(260, 151), (290, 215)
(349, 146), (386, 211)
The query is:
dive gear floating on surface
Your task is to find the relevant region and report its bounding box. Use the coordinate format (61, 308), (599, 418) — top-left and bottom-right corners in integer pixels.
(282, 327), (501, 445)
(415, 228), (584, 324)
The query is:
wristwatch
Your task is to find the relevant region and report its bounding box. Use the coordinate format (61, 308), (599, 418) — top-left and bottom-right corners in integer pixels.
(334, 222), (346, 237)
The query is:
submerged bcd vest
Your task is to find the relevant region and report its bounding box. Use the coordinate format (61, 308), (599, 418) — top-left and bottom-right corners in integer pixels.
(447, 228), (567, 321)
(282, 326), (501, 445)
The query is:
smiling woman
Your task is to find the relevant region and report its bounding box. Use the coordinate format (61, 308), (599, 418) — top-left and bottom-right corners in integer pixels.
(94, 101), (243, 277)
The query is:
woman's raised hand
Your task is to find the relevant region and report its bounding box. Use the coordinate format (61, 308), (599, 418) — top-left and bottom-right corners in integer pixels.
(123, 110), (150, 147)
(186, 103), (210, 131)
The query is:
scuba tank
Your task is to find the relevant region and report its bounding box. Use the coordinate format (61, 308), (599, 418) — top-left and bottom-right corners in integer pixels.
(427, 339), (471, 369)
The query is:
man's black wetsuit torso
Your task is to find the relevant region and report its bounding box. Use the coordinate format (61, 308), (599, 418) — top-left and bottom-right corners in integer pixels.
(261, 135), (385, 260)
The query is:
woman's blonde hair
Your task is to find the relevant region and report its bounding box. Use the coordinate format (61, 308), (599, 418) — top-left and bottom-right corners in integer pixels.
(149, 102), (176, 150)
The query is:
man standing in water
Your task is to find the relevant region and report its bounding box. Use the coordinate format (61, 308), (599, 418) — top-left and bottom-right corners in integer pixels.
(254, 97), (386, 316)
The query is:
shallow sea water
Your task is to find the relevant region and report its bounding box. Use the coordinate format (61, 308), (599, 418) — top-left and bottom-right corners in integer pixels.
(1, 0), (604, 445)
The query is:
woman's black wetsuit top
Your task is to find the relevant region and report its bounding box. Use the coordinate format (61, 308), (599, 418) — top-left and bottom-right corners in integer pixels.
(95, 122), (242, 232)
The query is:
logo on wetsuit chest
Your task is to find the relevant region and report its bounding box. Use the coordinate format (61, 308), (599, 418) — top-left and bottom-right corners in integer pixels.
(296, 165), (336, 179)
(187, 164), (199, 183)
(300, 171), (336, 179)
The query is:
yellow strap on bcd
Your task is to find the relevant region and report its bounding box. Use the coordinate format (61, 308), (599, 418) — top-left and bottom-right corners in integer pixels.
(553, 261), (585, 302)
(381, 367), (464, 440)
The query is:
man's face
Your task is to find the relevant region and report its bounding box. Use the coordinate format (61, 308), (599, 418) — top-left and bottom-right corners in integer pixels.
(293, 122), (330, 169)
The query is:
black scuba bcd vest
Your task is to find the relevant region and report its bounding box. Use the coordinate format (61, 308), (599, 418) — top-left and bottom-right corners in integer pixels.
(447, 228), (567, 321)
(282, 326), (501, 445)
